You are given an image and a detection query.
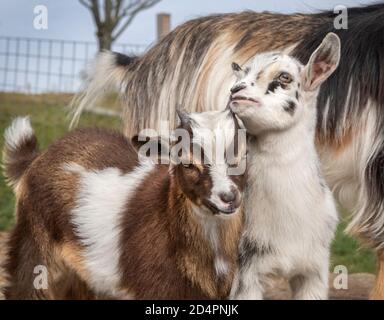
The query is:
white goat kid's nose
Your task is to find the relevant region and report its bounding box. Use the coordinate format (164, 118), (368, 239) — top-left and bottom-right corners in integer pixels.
(231, 83), (247, 94)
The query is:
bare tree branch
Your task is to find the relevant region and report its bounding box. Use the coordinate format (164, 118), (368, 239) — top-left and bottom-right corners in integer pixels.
(113, 0), (161, 40)
(88, 0), (101, 26)
(79, 0), (92, 10)
(79, 0), (162, 50)
(113, 0), (124, 23)
(104, 0), (112, 26)
(118, 0), (160, 20)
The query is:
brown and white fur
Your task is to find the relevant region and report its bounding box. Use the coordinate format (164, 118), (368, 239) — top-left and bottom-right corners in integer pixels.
(2, 110), (246, 299)
(70, 4), (384, 299)
(229, 33), (340, 300)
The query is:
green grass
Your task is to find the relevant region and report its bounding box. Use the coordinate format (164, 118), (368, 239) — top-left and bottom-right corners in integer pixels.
(0, 93), (377, 273)
(331, 219), (377, 274)
(0, 92), (121, 230)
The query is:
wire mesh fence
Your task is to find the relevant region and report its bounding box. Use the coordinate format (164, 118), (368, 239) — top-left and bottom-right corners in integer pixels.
(0, 36), (148, 93)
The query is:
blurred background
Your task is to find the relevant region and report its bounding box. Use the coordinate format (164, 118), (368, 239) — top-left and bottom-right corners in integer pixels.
(0, 0), (380, 274)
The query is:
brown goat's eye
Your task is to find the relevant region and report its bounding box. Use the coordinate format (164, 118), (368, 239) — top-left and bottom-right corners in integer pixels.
(278, 72), (292, 83)
(183, 163), (193, 168)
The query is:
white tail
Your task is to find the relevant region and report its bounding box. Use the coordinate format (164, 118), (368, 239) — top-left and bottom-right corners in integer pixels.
(2, 116), (38, 190)
(4, 117), (34, 151)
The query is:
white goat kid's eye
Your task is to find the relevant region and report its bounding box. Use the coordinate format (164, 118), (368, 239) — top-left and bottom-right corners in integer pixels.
(278, 72), (292, 84)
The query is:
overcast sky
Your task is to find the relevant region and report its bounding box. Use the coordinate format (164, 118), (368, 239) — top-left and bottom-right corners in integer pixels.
(0, 0), (378, 47)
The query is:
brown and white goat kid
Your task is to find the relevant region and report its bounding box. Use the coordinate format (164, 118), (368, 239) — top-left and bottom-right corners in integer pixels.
(229, 33), (340, 300)
(2, 110), (246, 299)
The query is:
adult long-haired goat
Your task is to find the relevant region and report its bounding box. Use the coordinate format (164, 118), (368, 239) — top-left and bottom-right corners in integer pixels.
(71, 3), (384, 299)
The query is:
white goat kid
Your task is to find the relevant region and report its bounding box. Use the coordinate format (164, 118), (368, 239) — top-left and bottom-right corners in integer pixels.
(229, 33), (341, 300)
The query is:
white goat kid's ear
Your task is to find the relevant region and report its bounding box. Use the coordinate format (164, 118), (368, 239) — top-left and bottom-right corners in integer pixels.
(232, 62), (245, 79)
(302, 32), (341, 91)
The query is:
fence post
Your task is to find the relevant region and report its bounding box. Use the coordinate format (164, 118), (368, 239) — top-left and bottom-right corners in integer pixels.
(157, 13), (171, 41)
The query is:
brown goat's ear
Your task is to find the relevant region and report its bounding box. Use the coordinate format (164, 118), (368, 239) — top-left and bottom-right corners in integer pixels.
(176, 108), (197, 138)
(232, 62), (245, 79)
(131, 134), (144, 151)
(302, 32), (341, 91)
(131, 134), (170, 163)
(176, 109), (190, 129)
